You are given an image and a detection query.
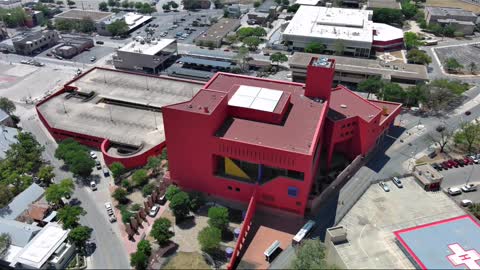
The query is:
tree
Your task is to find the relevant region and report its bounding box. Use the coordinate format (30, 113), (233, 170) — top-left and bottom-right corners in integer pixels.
(429, 125), (453, 153)
(444, 58), (463, 73)
(170, 1), (178, 8)
(0, 8), (27, 27)
(37, 165), (55, 186)
(287, 3), (300, 12)
(132, 169), (148, 186)
(142, 183), (155, 197)
(243, 36), (261, 51)
(169, 191), (190, 220)
(404, 32), (423, 50)
(4, 132), (44, 174)
(274, 0), (281, 4)
(130, 251), (148, 270)
(165, 185), (180, 201)
(107, 0), (116, 6)
(137, 240), (152, 256)
(469, 62), (477, 75)
(208, 206), (229, 231)
(253, 1), (260, 7)
(99, 1), (109, 10)
(139, 2), (156, 14)
(58, 205), (86, 229)
(406, 49), (431, 65)
(234, 46), (250, 72)
(454, 121), (480, 153)
(334, 40), (344, 56)
(282, 0), (289, 6)
(150, 218), (173, 246)
(401, 0), (417, 19)
(112, 188), (128, 204)
(269, 52), (288, 65)
(110, 162), (125, 180)
(0, 233), (11, 258)
(291, 239), (333, 269)
(67, 0), (75, 5)
(45, 178), (74, 207)
(146, 156), (161, 174)
(182, 0), (202, 9)
(107, 19), (129, 36)
(357, 76), (383, 99)
(382, 82), (405, 102)
(68, 226), (92, 252)
(469, 203), (480, 219)
(0, 185), (13, 208)
(189, 191), (205, 212)
(372, 8), (404, 26)
(198, 226), (221, 253)
(69, 154), (95, 177)
(162, 3), (170, 10)
(304, 42), (325, 54)
(0, 91), (16, 114)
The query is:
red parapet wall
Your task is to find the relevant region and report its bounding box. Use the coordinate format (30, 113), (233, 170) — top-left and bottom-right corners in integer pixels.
(228, 190), (258, 270)
(101, 139), (166, 169)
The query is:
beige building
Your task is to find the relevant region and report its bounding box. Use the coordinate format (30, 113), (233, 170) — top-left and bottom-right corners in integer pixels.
(425, 6), (478, 35)
(195, 18), (240, 48)
(413, 164), (443, 191)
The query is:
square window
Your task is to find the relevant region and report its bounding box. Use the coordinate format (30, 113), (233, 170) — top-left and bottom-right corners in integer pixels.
(235, 187), (240, 192)
(227, 186), (232, 190)
(288, 187), (298, 198)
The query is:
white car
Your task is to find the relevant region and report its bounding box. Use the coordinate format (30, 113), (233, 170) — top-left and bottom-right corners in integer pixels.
(461, 199), (473, 207)
(90, 151), (97, 159)
(90, 181), (97, 191)
(149, 204), (160, 217)
(447, 187), (462, 196)
(379, 181), (390, 192)
(461, 183), (477, 193)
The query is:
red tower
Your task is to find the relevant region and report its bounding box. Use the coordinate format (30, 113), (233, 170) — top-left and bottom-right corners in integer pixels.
(304, 57), (336, 101)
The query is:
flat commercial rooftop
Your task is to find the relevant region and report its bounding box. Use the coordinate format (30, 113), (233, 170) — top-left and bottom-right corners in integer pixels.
(15, 223), (68, 269)
(367, 0), (401, 9)
(119, 39), (175, 55)
(335, 177), (465, 269)
(289, 52), (428, 81)
(54, 9), (113, 22)
(283, 6), (374, 43)
(196, 18), (240, 43)
(103, 12), (153, 30)
(372, 23), (403, 42)
(395, 215), (480, 270)
(37, 68), (202, 153)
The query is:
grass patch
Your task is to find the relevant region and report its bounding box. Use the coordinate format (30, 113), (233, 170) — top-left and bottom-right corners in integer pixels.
(163, 252), (210, 269)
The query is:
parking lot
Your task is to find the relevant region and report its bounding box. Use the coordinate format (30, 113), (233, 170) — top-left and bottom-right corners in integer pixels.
(35, 42), (115, 65)
(439, 162), (480, 204)
(435, 43), (480, 71)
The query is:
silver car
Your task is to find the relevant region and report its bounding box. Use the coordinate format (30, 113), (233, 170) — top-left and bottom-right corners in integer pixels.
(379, 181), (390, 192)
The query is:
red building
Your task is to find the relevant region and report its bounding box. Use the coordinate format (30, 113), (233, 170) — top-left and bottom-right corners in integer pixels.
(163, 57), (402, 215)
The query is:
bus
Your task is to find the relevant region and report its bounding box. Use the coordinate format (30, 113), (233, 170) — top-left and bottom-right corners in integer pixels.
(292, 220), (316, 245)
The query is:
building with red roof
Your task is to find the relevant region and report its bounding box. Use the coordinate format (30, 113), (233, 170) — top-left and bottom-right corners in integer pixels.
(163, 57), (402, 215)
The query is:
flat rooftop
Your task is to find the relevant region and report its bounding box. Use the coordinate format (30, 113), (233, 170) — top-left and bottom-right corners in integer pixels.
(295, 0), (320, 5)
(37, 68), (203, 155)
(119, 39), (175, 55)
(283, 6), (374, 43)
(168, 73), (326, 154)
(289, 52), (428, 81)
(15, 222), (68, 269)
(335, 177), (465, 269)
(367, 0), (401, 9)
(54, 9), (113, 22)
(329, 86), (382, 122)
(196, 18), (240, 42)
(395, 215), (480, 270)
(104, 12), (152, 30)
(372, 23), (403, 42)
(426, 6), (477, 18)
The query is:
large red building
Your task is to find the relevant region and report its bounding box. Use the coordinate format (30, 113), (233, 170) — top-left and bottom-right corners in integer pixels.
(163, 57), (402, 215)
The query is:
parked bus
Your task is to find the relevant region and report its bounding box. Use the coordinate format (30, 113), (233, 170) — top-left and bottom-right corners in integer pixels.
(292, 220), (315, 245)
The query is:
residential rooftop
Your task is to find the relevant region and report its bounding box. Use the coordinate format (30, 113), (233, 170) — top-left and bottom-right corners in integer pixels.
(283, 6), (374, 43)
(119, 38), (175, 55)
(289, 52), (428, 81)
(54, 9), (113, 22)
(37, 68), (203, 156)
(195, 18), (240, 42)
(0, 183), (44, 220)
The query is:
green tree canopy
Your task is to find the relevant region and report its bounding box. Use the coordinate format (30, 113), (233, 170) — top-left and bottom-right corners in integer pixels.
(382, 82), (405, 102)
(107, 19), (129, 36)
(0, 8), (27, 27)
(401, 0), (418, 19)
(109, 162), (125, 180)
(270, 52), (288, 65)
(404, 32), (423, 50)
(99, 1), (109, 11)
(150, 218), (173, 246)
(198, 226), (221, 253)
(0, 97), (16, 115)
(406, 49), (431, 65)
(142, 183), (155, 197)
(444, 58), (464, 73)
(291, 239), (335, 269)
(287, 3), (300, 12)
(243, 36), (261, 51)
(58, 205), (86, 229)
(68, 226), (92, 251)
(169, 191), (190, 220)
(3, 132), (44, 175)
(130, 251), (148, 270)
(137, 240), (152, 256)
(304, 42), (326, 54)
(0, 185), (13, 208)
(45, 178), (74, 207)
(54, 139), (94, 177)
(253, 1), (260, 7)
(37, 165), (55, 186)
(372, 8), (404, 25)
(112, 187), (128, 204)
(454, 120), (480, 153)
(132, 169), (148, 186)
(357, 76), (384, 98)
(189, 191), (205, 212)
(0, 233), (11, 258)
(207, 206), (229, 231)
(165, 185), (180, 201)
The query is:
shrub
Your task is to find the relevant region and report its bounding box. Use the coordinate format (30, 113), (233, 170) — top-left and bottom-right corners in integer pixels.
(142, 183), (155, 197)
(189, 191), (206, 212)
(169, 191), (190, 220)
(150, 218), (173, 246)
(208, 206), (229, 231)
(198, 226), (221, 253)
(122, 179), (131, 190)
(130, 203), (141, 212)
(112, 188), (128, 204)
(165, 185), (180, 201)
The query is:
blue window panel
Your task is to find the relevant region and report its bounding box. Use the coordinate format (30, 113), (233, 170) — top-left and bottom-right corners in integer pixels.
(288, 187), (298, 198)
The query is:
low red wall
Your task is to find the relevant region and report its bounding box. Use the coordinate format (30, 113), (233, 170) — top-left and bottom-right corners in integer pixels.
(228, 190), (258, 270)
(101, 139), (166, 169)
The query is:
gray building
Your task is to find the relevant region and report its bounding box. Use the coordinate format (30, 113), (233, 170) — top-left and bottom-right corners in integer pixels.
(54, 35), (94, 59)
(425, 6), (478, 35)
(54, 9), (114, 35)
(195, 18), (241, 48)
(12, 30), (59, 55)
(367, 0), (401, 9)
(289, 52), (428, 86)
(113, 38), (177, 74)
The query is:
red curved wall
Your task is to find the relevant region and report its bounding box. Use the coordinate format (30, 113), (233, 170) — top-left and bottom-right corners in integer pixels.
(101, 140), (166, 169)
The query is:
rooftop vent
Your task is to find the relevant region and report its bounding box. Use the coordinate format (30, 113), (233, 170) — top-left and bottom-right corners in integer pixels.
(312, 58), (331, 68)
(340, 104), (347, 108)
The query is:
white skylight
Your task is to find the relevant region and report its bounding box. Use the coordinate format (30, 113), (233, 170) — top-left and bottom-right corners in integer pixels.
(228, 85), (283, 112)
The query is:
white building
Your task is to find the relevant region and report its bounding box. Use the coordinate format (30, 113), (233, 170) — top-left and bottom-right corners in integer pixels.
(282, 6), (403, 57)
(12, 222), (75, 269)
(113, 38), (177, 74)
(99, 12), (153, 36)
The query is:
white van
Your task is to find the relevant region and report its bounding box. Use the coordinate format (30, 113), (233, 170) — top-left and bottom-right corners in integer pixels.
(447, 187), (461, 196)
(90, 181), (97, 191)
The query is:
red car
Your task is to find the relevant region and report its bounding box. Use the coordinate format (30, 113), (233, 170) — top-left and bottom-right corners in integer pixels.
(442, 161), (451, 169)
(464, 157), (473, 165)
(448, 159), (459, 167)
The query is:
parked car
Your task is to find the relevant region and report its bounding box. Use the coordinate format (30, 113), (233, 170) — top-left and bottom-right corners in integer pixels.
(461, 199), (473, 207)
(442, 161), (452, 169)
(90, 181), (97, 191)
(149, 204), (160, 217)
(428, 150), (437, 159)
(379, 181), (390, 192)
(447, 187), (462, 196)
(468, 155), (478, 164)
(96, 40), (104, 45)
(461, 183), (477, 193)
(432, 163), (442, 171)
(90, 151), (97, 159)
(105, 202), (116, 222)
(455, 159), (465, 167)
(96, 160), (101, 170)
(448, 159), (458, 168)
(392, 177), (403, 188)
(464, 157), (473, 165)
(90, 56), (96, 62)
(103, 166), (110, 177)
